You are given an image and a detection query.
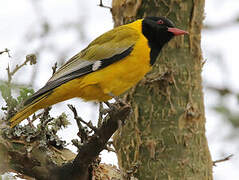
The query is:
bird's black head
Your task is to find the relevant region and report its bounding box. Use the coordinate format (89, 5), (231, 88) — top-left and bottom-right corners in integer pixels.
(142, 16), (188, 65)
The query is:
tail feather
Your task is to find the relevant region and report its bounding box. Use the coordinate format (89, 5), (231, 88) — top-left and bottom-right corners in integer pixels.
(10, 92), (50, 128)
(10, 104), (39, 128)
(10, 78), (84, 127)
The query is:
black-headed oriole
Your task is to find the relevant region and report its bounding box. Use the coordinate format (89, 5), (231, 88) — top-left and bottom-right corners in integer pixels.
(10, 16), (188, 127)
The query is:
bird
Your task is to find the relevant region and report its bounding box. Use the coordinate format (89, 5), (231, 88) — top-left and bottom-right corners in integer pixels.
(10, 16), (188, 127)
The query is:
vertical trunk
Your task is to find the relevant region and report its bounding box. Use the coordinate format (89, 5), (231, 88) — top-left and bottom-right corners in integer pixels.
(112, 0), (213, 179)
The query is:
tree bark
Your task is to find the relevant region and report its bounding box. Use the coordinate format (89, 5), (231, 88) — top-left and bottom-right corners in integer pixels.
(0, 103), (131, 180)
(112, 0), (213, 179)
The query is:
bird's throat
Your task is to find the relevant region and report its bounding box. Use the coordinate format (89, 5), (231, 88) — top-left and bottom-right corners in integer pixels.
(149, 44), (163, 65)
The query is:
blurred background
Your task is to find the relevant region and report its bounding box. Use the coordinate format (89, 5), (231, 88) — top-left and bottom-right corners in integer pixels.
(0, 0), (239, 179)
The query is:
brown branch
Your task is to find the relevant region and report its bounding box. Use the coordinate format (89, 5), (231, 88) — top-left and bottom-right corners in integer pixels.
(1, 101), (130, 180)
(213, 154), (233, 166)
(98, 102), (104, 127)
(68, 104), (94, 144)
(68, 104), (98, 133)
(50, 102), (131, 180)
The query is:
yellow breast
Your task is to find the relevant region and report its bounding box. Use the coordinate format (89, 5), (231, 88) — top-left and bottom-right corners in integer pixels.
(79, 35), (151, 101)
(50, 21), (151, 102)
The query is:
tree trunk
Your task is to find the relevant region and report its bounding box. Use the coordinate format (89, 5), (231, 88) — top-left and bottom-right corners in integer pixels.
(112, 0), (213, 179)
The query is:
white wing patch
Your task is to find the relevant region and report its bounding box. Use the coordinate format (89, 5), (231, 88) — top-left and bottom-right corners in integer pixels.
(48, 60), (93, 82)
(92, 61), (102, 71)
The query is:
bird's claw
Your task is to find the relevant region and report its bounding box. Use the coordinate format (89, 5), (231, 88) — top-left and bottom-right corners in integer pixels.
(104, 98), (129, 112)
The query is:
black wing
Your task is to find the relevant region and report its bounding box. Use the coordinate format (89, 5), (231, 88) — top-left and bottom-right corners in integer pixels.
(24, 46), (134, 106)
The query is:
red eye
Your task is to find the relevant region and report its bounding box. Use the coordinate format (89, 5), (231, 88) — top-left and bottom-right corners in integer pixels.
(157, 20), (164, 24)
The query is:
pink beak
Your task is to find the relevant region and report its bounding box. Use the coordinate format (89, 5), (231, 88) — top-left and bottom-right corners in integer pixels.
(167, 27), (188, 36)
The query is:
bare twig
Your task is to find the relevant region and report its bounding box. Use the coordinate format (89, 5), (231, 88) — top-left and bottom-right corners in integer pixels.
(6, 54), (37, 84)
(98, 0), (111, 9)
(52, 62), (58, 75)
(68, 104), (98, 133)
(6, 65), (11, 84)
(213, 154), (233, 166)
(0, 48), (11, 57)
(68, 104), (91, 143)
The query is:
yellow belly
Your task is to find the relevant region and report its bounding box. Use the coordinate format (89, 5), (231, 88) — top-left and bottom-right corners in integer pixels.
(75, 35), (151, 101)
(42, 35), (151, 104)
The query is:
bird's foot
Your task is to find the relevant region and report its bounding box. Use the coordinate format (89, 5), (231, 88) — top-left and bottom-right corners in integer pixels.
(104, 95), (129, 113)
(108, 93), (128, 107)
(103, 100), (131, 128)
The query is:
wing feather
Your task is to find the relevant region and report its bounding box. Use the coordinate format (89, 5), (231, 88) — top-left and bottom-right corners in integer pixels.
(24, 26), (139, 106)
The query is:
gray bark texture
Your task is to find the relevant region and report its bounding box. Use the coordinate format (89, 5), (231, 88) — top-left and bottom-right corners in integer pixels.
(112, 0), (213, 179)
